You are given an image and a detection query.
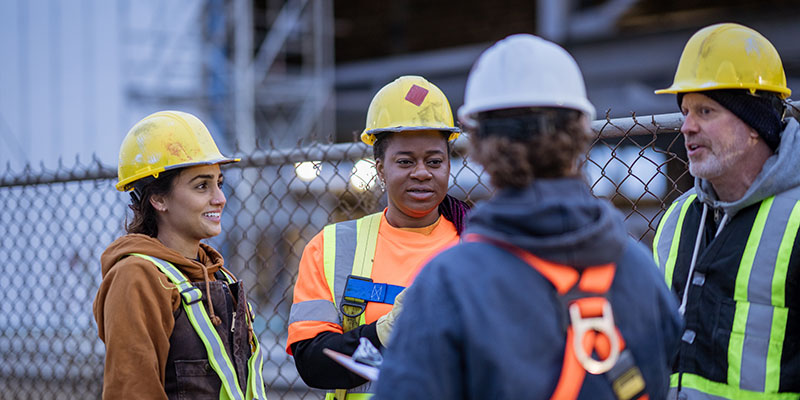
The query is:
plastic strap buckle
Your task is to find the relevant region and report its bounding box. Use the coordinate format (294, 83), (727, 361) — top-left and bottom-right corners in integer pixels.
(180, 285), (203, 305)
(340, 275), (370, 318)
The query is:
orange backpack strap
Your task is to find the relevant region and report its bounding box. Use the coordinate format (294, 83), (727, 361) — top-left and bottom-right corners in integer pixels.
(466, 234), (648, 400)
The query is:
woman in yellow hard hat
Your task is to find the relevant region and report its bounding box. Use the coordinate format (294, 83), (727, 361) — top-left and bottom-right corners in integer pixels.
(93, 111), (268, 399)
(286, 75), (469, 399)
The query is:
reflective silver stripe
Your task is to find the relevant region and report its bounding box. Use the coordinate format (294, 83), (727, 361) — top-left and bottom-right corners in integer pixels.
(333, 219), (358, 303)
(180, 286), (203, 303)
(655, 195), (688, 271)
(289, 300), (340, 325)
(131, 254), (246, 400)
(655, 191), (697, 290)
(737, 194), (793, 391)
(737, 188), (800, 392)
(740, 303), (773, 391)
(747, 195), (794, 304)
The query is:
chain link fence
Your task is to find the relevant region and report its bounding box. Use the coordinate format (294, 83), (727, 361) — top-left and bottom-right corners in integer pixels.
(0, 112), (692, 399)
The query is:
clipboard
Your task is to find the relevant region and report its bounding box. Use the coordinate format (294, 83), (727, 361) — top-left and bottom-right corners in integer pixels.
(323, 348), (380, 381)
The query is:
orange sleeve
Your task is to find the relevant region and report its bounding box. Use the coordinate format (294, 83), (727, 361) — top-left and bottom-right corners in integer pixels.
(286, 231), (343, 354)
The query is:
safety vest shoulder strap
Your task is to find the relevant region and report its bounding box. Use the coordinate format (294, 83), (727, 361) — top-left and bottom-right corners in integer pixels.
(322, 212), (384, 400)
(464, 235), (648, 400)
(653, 191), (698, 289)
(322, 212), (388, 329)
(129, 253), (269, 400)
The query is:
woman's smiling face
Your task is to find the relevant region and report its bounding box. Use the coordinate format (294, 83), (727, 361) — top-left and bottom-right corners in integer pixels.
(152, 164), (227, 248)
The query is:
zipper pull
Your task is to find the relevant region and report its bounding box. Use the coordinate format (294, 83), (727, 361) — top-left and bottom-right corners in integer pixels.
(231, 311), (237, 333)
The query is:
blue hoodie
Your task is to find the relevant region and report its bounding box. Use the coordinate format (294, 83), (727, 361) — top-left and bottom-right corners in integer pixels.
(374, 178), (682, 399)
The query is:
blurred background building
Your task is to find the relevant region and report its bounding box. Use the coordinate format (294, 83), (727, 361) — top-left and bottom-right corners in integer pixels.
(2, 0), (798, 169)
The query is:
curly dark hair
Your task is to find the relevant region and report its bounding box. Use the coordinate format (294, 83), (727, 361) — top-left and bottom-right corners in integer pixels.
(124, 168), (183, 237)
(468, 107), (591, 189)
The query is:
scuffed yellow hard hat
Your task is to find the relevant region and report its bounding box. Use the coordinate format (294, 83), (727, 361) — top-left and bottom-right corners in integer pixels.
(361, 75), (460, 146)
(116, 111), (239, 191)
(656, 23), (790, 98)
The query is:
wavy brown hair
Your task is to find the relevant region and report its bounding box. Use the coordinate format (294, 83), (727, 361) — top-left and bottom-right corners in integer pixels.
(125, 168), (183, 237)
(469, 107), (591, 189)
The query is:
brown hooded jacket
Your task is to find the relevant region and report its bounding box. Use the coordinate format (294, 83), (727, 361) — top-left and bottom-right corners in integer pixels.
(93, 234), (230, 399)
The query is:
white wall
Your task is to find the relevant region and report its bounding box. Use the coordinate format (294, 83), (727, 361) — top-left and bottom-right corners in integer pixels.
(0, 0), (212, 173)
(0, 0), (122, 171)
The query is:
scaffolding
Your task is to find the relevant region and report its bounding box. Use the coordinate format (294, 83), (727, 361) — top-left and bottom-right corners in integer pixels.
(119, 0), (335, 151)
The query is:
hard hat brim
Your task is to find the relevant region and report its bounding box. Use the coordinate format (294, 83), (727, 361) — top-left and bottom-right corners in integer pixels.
(360, 126), (461, 146)
(458, 99), (596, 127)
(115, 156), (240, 192)
(654, 83), (791, 99)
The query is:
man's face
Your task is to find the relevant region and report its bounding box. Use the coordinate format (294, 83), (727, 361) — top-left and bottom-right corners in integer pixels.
(680, 93), (763, 187)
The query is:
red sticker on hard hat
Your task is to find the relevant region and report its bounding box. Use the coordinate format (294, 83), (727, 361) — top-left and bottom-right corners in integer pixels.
(405, 84), (429, 106)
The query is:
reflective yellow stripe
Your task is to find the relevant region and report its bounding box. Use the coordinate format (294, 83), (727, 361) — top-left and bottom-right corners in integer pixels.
(765, 201), (800, 392)
(324, 224), (337, 308)
(325, 392), (373, 399)
(244, 299), (269, 400)
(246, 335), (269, 400)
(677, 373), (800, 400)
(766, 307), (789, 393)
(664, 194), (697, 289)
(726, 301), (749, 388)
(352, 212), (382, 277)
(728, 198), (773, 388)
(219, 268), (237, 283)
(131, 254), (245, 400)
(352, 212), (382, 326)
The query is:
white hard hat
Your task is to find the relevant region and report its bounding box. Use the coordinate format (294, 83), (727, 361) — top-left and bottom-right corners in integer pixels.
(458, 34), (595, 128)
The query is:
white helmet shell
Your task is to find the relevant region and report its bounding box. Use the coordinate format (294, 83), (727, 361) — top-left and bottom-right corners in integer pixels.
(458, 34), (596, 127)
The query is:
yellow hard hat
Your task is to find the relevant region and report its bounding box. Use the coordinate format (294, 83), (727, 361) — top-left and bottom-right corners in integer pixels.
(116, 110), (239, 191)
(361, 75), (460, 145)
(656, 23), (791, 98)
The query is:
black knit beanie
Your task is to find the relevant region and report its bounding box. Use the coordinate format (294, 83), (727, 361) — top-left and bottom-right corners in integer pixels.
(679, 90), (784, 151)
